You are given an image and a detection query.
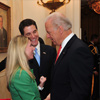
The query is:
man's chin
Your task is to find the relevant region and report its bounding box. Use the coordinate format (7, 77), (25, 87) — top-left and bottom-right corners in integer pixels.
(52, 41), (56, 45)
(32, 43), (38, 47)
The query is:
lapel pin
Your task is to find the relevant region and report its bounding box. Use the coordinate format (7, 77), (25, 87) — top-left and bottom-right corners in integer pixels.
(43, 52), (46, 54)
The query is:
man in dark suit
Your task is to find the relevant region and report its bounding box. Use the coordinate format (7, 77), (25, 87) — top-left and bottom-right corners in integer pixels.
(0, 57), (6, 71)
(0, 15), (7, 47)
(45, 12), (93, 100)
(19, 19), (56, 100)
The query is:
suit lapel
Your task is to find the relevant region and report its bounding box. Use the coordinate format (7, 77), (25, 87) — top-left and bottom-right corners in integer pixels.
(55, 35), (77, 65)
(52, 35), (77, 78)
(40, 44), (47, 68)
(34, 57), (39, 67)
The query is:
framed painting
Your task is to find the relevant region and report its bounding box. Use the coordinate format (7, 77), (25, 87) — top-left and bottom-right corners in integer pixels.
(0, 2), (11, 53)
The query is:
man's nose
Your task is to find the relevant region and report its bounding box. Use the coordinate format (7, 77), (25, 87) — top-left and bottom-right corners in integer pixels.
(30, 33), (35, 38)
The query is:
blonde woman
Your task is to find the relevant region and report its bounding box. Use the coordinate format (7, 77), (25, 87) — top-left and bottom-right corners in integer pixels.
(6, 35), (46, 100)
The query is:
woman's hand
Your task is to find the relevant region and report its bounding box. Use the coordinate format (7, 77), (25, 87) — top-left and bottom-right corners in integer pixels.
(39, 76), (46, 88)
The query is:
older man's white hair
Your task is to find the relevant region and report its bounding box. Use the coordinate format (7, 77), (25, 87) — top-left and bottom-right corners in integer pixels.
(45, 12), (72, 31)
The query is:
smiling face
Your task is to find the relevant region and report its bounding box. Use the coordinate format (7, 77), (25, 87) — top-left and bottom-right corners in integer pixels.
(24, 25), (39, 47)
(25, 40), (35, 60)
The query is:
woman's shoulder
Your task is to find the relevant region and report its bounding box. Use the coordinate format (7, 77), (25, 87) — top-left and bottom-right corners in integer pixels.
(15, 67), (27, 75)
(12, 67), (33, 83)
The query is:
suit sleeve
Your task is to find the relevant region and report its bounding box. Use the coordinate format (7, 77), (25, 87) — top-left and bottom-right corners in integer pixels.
(67, 46), (93, 100)
(0, 57), (6, 71)
(12, 70), (41, 100)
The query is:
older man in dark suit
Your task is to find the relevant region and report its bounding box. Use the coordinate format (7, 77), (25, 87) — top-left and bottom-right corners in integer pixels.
(45, 12), (93, 100)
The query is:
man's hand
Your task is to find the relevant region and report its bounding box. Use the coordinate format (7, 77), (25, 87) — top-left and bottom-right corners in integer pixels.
(44, 93), (50, 100)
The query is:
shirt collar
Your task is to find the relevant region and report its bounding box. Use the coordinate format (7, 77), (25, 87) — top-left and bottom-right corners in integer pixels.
(60, 33), (74, 54)
(35, 41), (40, 56)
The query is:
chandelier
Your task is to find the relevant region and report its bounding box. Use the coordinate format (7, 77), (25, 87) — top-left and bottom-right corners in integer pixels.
(37, 0), (71, 13)
(88, 0), (100, 14)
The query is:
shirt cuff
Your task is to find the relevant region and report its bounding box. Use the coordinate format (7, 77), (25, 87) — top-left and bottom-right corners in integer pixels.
(38, 86), (44, 91)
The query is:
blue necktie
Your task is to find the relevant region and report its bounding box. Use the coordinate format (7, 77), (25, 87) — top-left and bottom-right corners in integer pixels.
(35, 48), (40, 66)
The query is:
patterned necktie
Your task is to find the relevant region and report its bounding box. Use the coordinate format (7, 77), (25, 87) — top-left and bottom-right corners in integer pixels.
(55, 45), (62, 63)
(35, 48), (40, 66)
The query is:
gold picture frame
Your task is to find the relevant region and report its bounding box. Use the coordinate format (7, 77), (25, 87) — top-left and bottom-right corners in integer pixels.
(0, 2), (11, 53)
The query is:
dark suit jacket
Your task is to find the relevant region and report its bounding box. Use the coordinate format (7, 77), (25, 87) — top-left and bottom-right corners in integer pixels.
(51, 35), (93, 100)
(29, 44), (56, 99)
(0, 57), (6, 71)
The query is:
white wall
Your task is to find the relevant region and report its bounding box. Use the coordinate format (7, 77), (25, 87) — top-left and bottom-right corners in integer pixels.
(73, 0), (81, 38)
(10, 0), (23, 38)
(66, 0), (81, 38)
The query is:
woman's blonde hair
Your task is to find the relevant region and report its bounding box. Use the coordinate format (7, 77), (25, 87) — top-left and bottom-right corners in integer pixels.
(6, 35), (35, 86)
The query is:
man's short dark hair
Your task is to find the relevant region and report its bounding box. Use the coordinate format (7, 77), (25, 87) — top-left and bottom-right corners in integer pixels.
(91, 34), (99, 41)
(19, 19), (38, 35)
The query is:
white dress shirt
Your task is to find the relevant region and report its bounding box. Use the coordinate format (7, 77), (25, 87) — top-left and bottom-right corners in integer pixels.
(59, 33), (74, 55)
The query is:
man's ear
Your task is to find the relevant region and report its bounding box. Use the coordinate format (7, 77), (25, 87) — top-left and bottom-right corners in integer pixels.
(59, 26), (64, 34)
